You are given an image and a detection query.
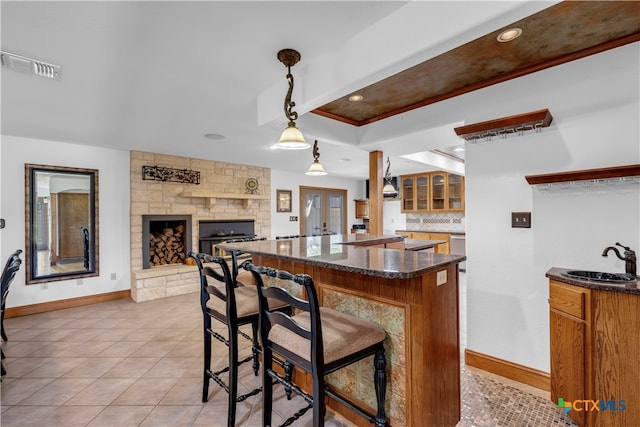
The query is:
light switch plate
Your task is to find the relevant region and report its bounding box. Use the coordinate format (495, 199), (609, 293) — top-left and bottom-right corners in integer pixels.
(512, 212), (531, 228)
(437, 270), (447, 286)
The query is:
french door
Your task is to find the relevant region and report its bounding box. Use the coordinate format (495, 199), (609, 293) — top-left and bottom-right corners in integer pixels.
(299, 186), (347, 236)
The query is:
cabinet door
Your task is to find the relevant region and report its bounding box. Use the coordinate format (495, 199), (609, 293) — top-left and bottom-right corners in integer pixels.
(355, 199), (369, 219)
(448, 174), (464, 211)
(550, 310), (585, 426)
(411, 232), (431, 240)
(431, 173), (446, 211)
(416, 175), (429, 211)
(401, 176), (414, 212)
(429, 232), (450, 254)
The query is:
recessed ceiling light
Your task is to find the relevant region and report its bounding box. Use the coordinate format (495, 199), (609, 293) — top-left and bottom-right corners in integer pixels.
(453, 146), (465, 152)
(348, 94), (364, 102)
(497, 28), (522, 43)
(338, 158), (352, 162)
(204, 133), (225, 140)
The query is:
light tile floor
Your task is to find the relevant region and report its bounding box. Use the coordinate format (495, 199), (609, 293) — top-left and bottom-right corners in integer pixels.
(1, 289), (576, 426)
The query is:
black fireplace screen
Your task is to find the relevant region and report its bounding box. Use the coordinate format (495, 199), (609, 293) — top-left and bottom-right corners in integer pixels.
(198, 219), (255, 255)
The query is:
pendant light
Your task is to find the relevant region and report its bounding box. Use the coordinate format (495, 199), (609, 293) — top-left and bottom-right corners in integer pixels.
(305, 140), (327, 176)
(273, 49), (310, 150)
(382, 157), (397, 195)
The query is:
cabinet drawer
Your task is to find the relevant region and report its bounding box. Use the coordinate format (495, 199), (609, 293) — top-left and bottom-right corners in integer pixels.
(549, 281), (586, 319)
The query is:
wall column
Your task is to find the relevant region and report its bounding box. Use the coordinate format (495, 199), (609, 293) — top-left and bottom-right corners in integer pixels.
(368, 151), (383, 234)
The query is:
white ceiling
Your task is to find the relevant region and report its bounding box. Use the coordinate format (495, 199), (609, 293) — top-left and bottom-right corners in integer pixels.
(4, 0), (625, 180)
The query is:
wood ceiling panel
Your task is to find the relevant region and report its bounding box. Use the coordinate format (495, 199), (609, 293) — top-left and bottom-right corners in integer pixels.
(313, 1), (640, 126)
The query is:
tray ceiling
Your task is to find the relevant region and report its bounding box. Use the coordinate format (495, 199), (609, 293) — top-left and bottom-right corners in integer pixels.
(313, 1), (640, 126)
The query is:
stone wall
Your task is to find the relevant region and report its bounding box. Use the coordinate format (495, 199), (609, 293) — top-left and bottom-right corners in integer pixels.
(130, 150), (271, 302)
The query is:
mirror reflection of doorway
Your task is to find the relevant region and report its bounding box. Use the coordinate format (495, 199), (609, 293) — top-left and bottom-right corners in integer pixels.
(300, 187), (347, 236)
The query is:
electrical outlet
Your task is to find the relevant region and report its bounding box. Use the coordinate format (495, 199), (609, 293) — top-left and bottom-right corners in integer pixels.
(436, 270), (447, 286)
(110, 273), (117, 280)
(511, 212), (531, 228)
(40, 283), (48, 290)
(76, 279), (84, 285)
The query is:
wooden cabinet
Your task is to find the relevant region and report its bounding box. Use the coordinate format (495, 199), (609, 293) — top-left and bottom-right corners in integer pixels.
(549, 280), (589, 427)
(354, 199), (369, 219)
(401, 174), (429, 212)
(549, 279), (640, 427)
(400, 171), (464, 213)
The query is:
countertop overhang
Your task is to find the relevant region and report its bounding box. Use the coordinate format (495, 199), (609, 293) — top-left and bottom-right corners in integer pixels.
(217, 234), (465, 279)
(547, 267), (640, 295)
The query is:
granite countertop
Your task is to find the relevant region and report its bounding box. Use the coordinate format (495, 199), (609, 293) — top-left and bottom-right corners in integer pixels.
(217, 234), (466, 279)
(404, 239), (447, 251)
(546, 267), (640, 295)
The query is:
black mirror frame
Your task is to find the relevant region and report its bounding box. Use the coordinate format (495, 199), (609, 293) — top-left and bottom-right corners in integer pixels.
(25, 164), (99, 284)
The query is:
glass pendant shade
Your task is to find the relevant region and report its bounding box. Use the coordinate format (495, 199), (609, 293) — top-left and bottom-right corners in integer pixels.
(306, 159), (327, 176)
(382, 182), (397, 195)
(274, 123), (309, 150)
(382, 156), (397, 195)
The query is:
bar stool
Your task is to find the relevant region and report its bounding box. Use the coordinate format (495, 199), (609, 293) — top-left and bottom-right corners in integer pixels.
(188, 251), (288, 427)
(242, 261), (388, 427)
(1, 249), (23, 377)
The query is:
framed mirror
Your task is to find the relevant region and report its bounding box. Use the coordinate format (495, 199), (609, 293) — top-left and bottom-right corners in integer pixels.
(25, 164), (99, 284)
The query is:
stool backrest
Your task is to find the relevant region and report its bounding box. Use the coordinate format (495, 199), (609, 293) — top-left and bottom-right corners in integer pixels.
(1, 250), (22, 304)
(186, 251), (237, 320)
(242, 261), (323, 372)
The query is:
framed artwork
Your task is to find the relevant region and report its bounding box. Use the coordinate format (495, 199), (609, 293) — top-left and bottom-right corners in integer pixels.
(277, 189), (292, 212)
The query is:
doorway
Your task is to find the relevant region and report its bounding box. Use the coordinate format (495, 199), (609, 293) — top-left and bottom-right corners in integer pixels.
(299, 187), (347, 236)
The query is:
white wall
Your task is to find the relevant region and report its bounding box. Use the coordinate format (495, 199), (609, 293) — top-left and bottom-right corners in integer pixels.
(383, 199), (406, 234)
(0, 136), (131, 308)
(465, 44), (640, 372)
(270, 170), (365, 238)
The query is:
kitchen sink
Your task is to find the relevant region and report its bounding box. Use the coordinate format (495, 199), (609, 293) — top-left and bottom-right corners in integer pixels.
(562, 270), (636, 283)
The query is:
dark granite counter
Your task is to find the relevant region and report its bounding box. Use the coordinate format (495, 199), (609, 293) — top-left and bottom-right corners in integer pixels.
(217, 234), (465, 279)
(404, 239), (447, 251)
(546, 267), (640, 295)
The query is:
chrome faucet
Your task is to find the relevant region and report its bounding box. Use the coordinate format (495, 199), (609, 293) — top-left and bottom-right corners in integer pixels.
(602, 242), (637, 276)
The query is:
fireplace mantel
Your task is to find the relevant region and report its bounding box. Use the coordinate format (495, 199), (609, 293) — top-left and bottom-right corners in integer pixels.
(180, 189), (268, 208)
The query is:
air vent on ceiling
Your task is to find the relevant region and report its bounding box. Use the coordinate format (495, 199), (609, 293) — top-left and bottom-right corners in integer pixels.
(1, 51), (61, 80)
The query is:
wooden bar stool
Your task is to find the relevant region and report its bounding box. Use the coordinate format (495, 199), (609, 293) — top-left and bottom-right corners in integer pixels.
(1, 249), (23, 378)
(188, 251), (289, 426)
(242, 261), (388, 427)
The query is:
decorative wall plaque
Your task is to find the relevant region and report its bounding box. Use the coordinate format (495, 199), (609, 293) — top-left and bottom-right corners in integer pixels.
(142, 166), (200, 184)
(245, 178), (259, 194)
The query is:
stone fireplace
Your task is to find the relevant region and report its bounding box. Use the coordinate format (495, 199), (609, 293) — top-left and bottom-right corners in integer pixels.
(129, 150), (271, 303)
(142, 215), (192, 269)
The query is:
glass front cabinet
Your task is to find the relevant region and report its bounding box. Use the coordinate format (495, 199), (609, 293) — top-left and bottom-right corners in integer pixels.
(401, 171), (464, 213)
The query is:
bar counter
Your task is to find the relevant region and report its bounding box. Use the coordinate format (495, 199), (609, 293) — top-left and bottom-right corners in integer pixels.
(218, 234), (464, 279)
(217, 235), (465, 426)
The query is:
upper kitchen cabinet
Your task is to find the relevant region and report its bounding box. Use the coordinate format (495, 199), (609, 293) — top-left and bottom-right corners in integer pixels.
(354, 199), (369, 219)
(401, 171), (464, 213)
(401, 174), (430, 213)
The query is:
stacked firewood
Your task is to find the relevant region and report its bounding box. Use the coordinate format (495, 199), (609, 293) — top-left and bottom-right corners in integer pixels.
(149, 225), (186, 266)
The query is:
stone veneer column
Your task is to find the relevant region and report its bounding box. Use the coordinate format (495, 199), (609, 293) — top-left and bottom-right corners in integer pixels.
(129, 150), (271, 302)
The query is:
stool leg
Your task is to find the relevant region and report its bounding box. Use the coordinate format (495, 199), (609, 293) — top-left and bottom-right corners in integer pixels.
(284, 360), (293, 400)
(373, 349), (388, 427)
(312, 373), (326, 427)
(228, 323), (238, 427)
(262, 348), (274, 427)
(202, 318), (212, 403)
(251, 320), (260, 376)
